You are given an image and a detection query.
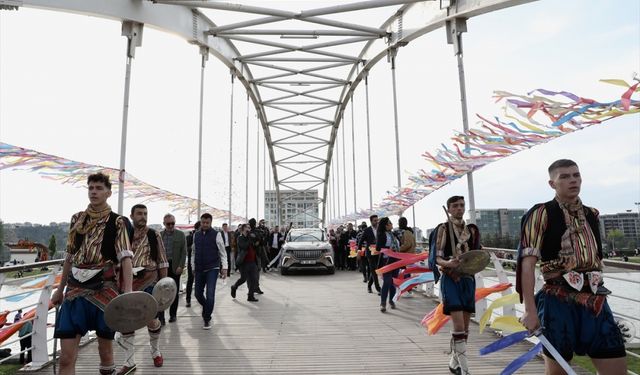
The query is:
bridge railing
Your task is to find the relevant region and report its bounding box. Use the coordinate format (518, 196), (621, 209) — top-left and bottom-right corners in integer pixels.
(0, 260), (71, 371)
(415, 243), (640, 374)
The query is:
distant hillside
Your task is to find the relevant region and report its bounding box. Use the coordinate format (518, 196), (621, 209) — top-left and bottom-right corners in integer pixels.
(3, 222), (70, 251)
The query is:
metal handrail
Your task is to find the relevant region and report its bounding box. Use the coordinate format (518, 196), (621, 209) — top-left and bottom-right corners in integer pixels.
(3, 272), (57, 285)
(0, 260), (64, 273)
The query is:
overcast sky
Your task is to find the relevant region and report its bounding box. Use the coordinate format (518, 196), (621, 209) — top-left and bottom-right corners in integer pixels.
(0, 0), (639, 230)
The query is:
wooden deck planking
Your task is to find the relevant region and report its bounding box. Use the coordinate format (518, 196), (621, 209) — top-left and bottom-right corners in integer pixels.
(32, 270), (590, 374)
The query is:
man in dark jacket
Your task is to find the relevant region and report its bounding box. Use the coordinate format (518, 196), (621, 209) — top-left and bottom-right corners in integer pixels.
(248, 219), (266, 294)
(192, 213), (227, 330)
(340, 223), (358, 270)
(231, 224), (259, 302)
(357, 215), (380, 293)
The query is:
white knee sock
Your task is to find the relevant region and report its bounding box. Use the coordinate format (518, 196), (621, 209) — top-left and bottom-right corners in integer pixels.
(116, 332), (136, 367)
(148, 325), (162, 358)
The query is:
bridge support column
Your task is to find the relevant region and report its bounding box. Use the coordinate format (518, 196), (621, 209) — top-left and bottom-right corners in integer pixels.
(350, 85), (357, 213)
(256, 117), (260, 218)
(341, 112), (347, 216)
(117, 21), (143, 215)
(389, 48), (401, 191)
(197, 46), (208, 221)
(447, 18), (477, 224)
(245, 93), (250, 220)
(335, 129), (341, 219)
(363, 70), (373, 210)
(228, 70), (235, 225)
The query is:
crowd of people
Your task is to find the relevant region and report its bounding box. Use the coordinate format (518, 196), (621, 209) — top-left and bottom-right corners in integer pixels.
(46, 157), (630, 375)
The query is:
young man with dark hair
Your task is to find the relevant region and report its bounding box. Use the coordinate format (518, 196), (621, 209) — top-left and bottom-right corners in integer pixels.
(192, 213), (227, 329)
(231, 223), (260, 302)
(248, 218), (266, 293)
(116, 204), (169, 374)
(433, 196), (481, 375)
(52, 172), (133, 375)
(358, 215), (380, 294)
(517, 159), (626, 374)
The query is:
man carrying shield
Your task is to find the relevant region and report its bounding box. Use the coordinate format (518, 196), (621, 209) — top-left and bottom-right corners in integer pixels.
(432, 195), (481, 375)
(115, 204), (169, 375)
(52, 172), (134, 375)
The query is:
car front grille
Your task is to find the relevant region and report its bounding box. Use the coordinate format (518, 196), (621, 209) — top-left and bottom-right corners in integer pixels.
(292, 250), (322, 259)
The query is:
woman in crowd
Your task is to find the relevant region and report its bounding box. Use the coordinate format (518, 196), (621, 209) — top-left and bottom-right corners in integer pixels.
(376, 217), (400, 312)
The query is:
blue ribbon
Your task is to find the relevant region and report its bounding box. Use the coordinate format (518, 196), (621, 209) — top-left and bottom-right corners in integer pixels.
(500, 342), (543, 375)
(479, 330), (529, 355)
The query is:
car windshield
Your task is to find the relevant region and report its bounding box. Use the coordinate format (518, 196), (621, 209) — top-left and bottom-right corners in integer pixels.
(288, 231), (324, 242)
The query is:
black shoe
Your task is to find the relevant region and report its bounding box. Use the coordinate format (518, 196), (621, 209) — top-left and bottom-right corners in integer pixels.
(256, 289), (264, 295)
(185, 302), (191, 308)
(159, 319), (166, 326)
(377, 292), (381, 296)
(169, 316), (176, 323)
(247, 296), (259, 302)
(367, 287), (373, 294)
(389, 302), (396, 310)
(230, 285), (237, 299)
(380, 305), (387, 313)
(203, 321), (211, 330)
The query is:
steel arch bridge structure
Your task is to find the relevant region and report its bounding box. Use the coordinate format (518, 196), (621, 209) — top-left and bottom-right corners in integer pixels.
(4, 0), (536, 226)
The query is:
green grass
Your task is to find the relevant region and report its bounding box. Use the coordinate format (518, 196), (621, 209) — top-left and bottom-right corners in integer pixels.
(573, 348), (640, 374)
(0, 364), (22, 375)
(626, 257), (640, 264)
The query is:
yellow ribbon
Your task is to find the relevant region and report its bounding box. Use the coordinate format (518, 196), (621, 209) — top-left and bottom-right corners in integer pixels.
(479, 292), (521, 333)
(490, 316), (526, 333)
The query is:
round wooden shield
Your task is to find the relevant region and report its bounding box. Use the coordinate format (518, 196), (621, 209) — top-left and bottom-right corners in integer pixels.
(104, 291), (158, 333)
(456, 250), (490, 275)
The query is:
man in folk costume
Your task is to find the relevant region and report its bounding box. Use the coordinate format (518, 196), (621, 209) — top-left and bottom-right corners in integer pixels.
(432, 196), (481, 375)
(116, 204), (169, 375)
(52, 172), (134, 375)
(517, 159), (626, 374)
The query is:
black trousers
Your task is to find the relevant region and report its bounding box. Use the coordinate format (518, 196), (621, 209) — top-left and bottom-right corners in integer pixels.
(359, 255), (370, 281)
(225, 247), (231, 276)
(186, 263), (194, 304)
(233, 262), (259, 297)
(19, 336), (32, 364)
(159, 263), (181, 320)
(335, 249), (345, 269)
(367, 255), (381, 292)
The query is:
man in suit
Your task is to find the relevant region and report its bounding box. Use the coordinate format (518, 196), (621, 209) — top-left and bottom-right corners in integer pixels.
(357, 215), (380, 294)
(159, 213), (187, 324)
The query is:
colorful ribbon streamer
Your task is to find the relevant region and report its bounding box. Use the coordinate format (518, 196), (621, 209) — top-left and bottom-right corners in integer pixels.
(421, 282), (512, 335)
(330, 79), (640, 224)
(490, 316), (526, 333)
(478, 292), (521, 333)
(0, 143), (246, 223)
(500, 342), (543, 375)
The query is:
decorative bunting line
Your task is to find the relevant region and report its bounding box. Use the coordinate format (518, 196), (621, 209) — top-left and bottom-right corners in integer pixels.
(0, 142), (246, 223)
(331, 79), (640, 224)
